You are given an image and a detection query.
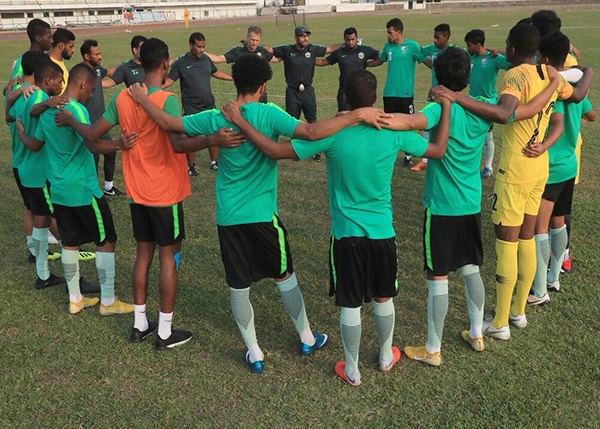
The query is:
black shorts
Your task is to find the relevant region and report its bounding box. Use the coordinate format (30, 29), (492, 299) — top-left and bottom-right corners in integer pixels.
(423, 209), (483, 276)
(23, 184), (53, 216)
(285, 85), (317, 123)
(542, 178), (575, 217)
(130, 202), (185, 246)
(13, 168), (31, 210)
(336, 88), (350, 112)
(217, 215), (294, 289)
(54, 195), (117, 247)
(329, 236), (398, 308)
(383, 97), (414, 114)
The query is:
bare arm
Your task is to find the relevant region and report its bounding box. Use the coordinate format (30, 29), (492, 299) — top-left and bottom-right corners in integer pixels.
(30, 95), (69, 118)
(16, 119), (45, 152)
(55, 111), (115, 142)
(422, 98), (451, 159)
(127, 83), (185, 133)
(105, 65), (118, 77)
(568, 66), (593, 103)
(102, 78), (118, 89)
(212, 70), (233, 81)
(325, 44), (342, 55)
(162, 77), (176, 89)
(381, 112), (429, 131)
(315, 58), (329, 67)
(582, 109), (597, 124)
(206, 52), (227, 63)
(294, 107), (391, 140)
(570, 44), (581, 61)
(522, 112), (563, 158)
(168, 128), (246, 153)
(423, 58), (433, 69)
(269, 56), (283, 63)
(83, 129), (138, 154)
(366, 58), (384, 67)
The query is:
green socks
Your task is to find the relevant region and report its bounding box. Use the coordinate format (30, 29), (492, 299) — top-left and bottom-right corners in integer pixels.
(374, 299), (395, 367)
(340, 306), (362, 381)
(426, 279), (449, 354)
(96, 251), (115, 306)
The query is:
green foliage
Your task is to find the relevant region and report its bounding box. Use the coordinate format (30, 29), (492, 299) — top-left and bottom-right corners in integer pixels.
(1, 6), (599, 428)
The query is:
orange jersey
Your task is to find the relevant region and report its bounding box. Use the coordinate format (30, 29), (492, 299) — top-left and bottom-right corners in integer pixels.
(116, 90), (191, 206)
(498, 64), (573, 184)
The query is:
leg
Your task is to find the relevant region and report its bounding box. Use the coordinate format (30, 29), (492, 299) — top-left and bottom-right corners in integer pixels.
(132, 241), (156, 331)
(339, 306), (362, 385)
(186, 152), (198, 177)
(96, 240), (116, 306)
(461, 264), (485, 351)
(208, 146), (218, 170)
(230, 286), (263, 370)
(285, 86), (302, 120)
(548, 217), (568, 286)
(492, 223), (520, 329)
(482, 130), (495, 176)
(532, 199), (554, 299)
(373, 297), (397, 370)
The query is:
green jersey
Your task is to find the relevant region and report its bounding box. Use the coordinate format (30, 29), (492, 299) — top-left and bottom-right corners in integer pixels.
(547, 97), (593, 184)
(421, 98), (495, 216)
(292, 125), (428, 239)
(7, 83), (26, 168)
(18, 88), (51, 188)
(469, 52), (511, 99)
(379, 40), (427, 98)
(182, 102), (301, 226)
(34, 99), (102, 206)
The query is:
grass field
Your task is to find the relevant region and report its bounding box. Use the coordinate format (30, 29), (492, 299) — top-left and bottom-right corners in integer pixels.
(1, 5), (600, 428)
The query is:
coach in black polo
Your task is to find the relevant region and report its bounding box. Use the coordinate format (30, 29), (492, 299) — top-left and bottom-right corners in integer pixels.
(272, 26), (338, 123)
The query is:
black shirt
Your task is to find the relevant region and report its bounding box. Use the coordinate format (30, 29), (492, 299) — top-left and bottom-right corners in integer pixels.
(224, 45), (273, 63)
(326, 44), (379, 92)
(168, 53), (218, 115)
(272, 43), (327, 87)
(86, 64), (107, 122)
(111, 59), (145, 88)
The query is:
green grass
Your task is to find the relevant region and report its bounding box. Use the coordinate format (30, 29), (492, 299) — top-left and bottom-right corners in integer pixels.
(1, 6), (600, 427)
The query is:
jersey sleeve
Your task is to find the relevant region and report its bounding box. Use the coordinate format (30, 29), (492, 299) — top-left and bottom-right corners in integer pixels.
(412, 41), (427, 63)
(557, 75), (574, 100)
(553, 100), (565, 115)
(396, 131), (429, 157)
(10, 56), (23, 79)
(99, 66), (108, 79)
(366, 46), (380, 60)
(495, 54), (511, 70)
(110, 64), (126, 85)
(272, 45), (287, 58)
(182, 110), (216, 136)
(260, 48), (274, 62)
(34, 119), (46, 141)
(224, 47), (238, 64)
(379, 44), (388, 62)
(314, 45), (328, 57)
(103, 91), (121, 125)
(210, 58), (218, 75)
(326, 50), (339, 65)
(419, 101), (442, 130)
(581, 96), (593, 115)
(164, 95), (182, 116)
(421, 44), (436, 57)
(500, 67), (527, 99)
(263, 103), (301, 137)
(167, 59), (181, 82)
(291, 136), (333, 160)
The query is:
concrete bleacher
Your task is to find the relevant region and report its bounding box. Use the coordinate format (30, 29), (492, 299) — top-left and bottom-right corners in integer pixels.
(0, 0), (257, 30)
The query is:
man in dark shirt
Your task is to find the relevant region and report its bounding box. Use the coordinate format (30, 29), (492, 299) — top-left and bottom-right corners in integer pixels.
(103, 35), (147, 88)
(316, 27), (379, 112)
(80, 39), (122, 196)
(206, 25), (274, 103)
(164, 32), (233, 174)
(271, 27), (338, 160)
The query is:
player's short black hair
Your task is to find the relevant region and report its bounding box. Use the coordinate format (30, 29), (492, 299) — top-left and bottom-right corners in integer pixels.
(531, 9), (561, 37)
(80, 39), (98, 58)
(345, 69), (377, 109)
(515, 17), (532, 26)
(434, 23), (451, 37)
(26, 19), (50, 44)
(231, 55), (272, 96)
(464, 29), (485, 46)
(344, 27), (357, 37)
(189, 32), (206, 44)
(539, 31), (570, 67)
(434, 47), (470, 92)
(69, 63), (96, 85)
(386, 18), (403, 33)
(33, 60), (63, 86)
(21, 51), (48, 76)
(508, 24), (540, 57)
(140, 38), (169, 72)
(52, 28), (75, 47)
(130, 35), (147, 51)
